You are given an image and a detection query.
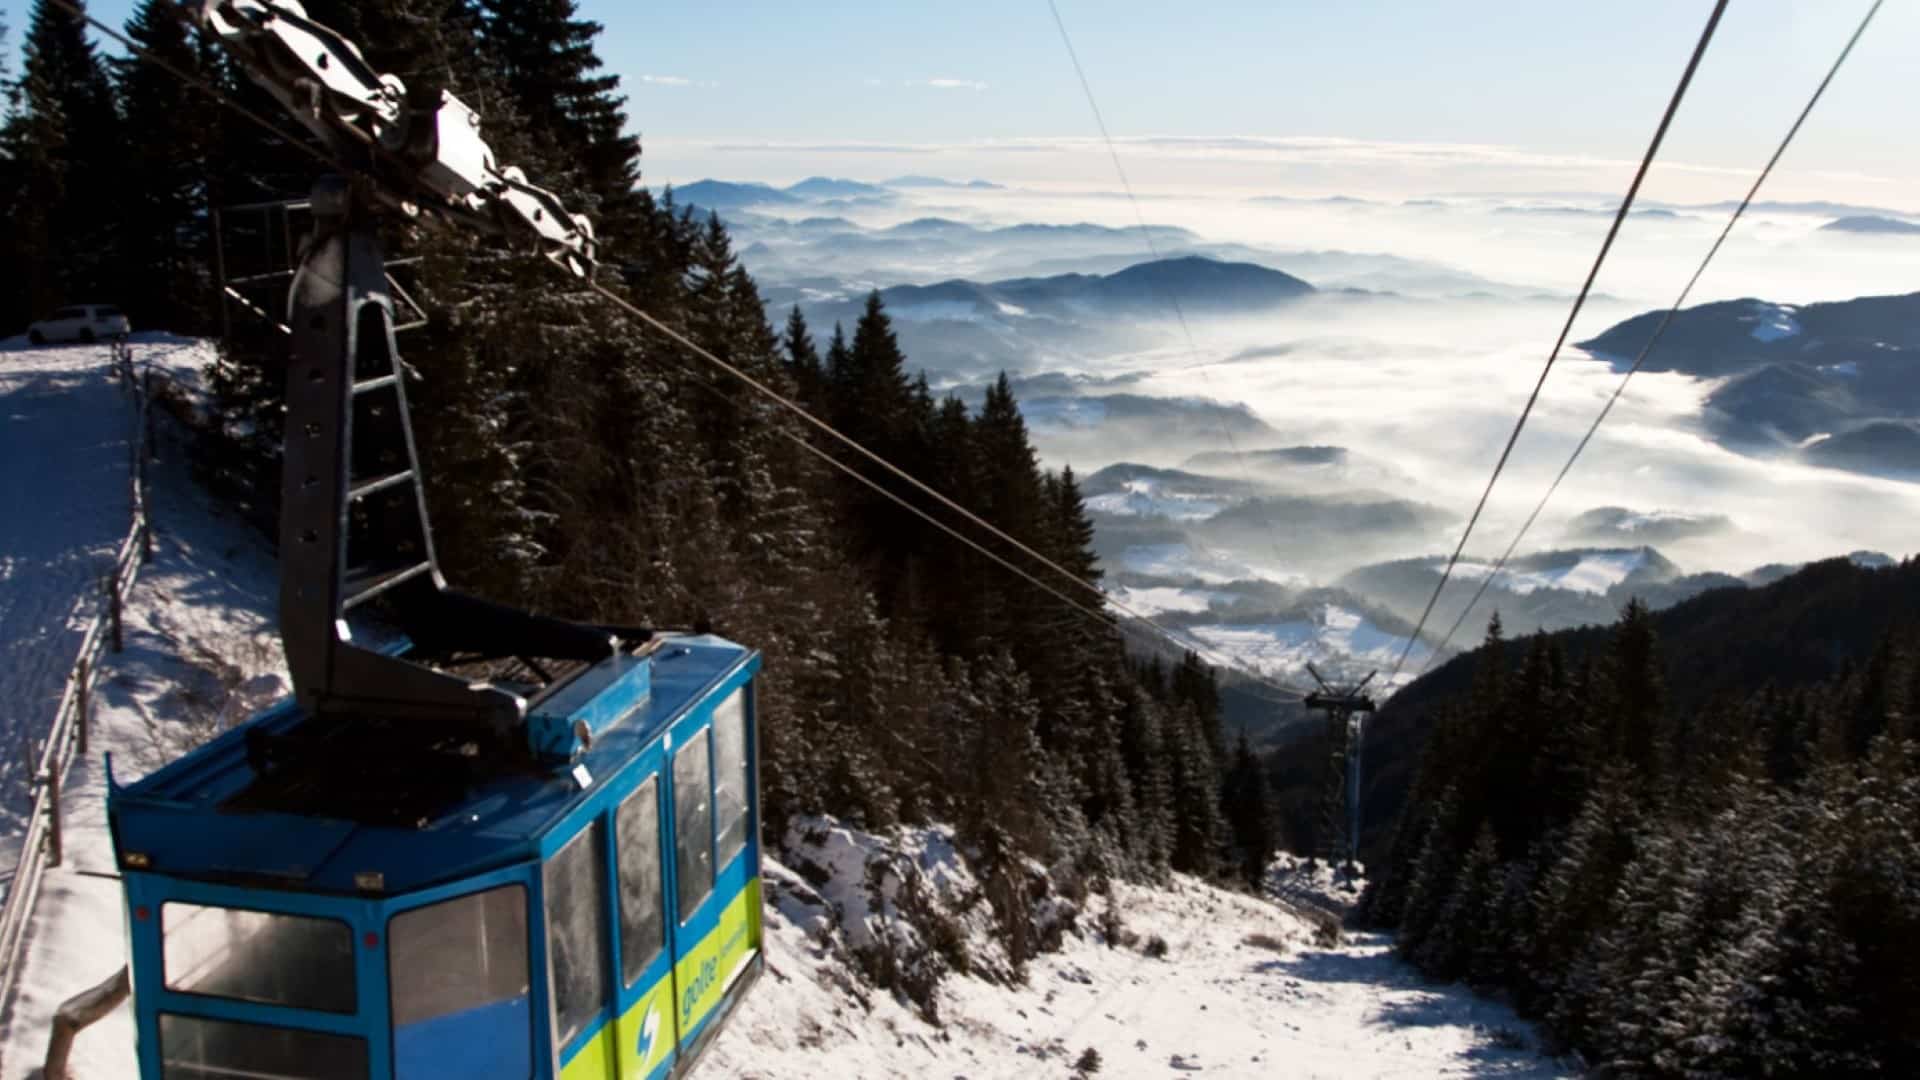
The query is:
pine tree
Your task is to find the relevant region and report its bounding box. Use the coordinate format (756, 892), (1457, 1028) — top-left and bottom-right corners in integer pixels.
(1415, 823), (1497, 981)
(1222, 728), (1278, 889)
(475, 0), (642, 248)
(112, 0), (222, 329)
(5, 0), (121, 320)
(782, 304), (824, 405)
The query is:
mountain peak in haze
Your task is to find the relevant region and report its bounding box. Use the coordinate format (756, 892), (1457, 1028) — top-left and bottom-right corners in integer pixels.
(667, 179), (799, 210)
(785, 176), (893, 199)
(1820, 215), (1920, 236)
(883, 175), (1005, 190)
(1094, 255), (1315, 308)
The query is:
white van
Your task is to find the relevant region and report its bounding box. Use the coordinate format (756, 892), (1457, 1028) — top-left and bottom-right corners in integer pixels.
(27, 304), (132, 345)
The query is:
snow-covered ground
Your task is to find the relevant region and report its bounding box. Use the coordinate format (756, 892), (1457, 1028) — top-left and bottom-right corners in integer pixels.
(1114, 543), (1303, 587)
(0, 341), (140, 848)
(1105, 584), (1228, 617)
(1086, 479), (1226, 521)
(709, 822), (1569, 1078)
(1182, 605), (1432, 688)
(1744, 300), (1801, 343)
(1445, 549), (1649, 597)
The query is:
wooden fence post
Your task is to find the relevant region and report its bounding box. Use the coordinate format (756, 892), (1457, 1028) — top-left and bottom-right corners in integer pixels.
(143, 368), (157, 463)
(45, 767), (62, 869)
(76, 658), (91, 757)
(108, 575), (123, 654)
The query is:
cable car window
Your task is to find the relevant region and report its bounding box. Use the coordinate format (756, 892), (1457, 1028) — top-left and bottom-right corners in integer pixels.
(161, 902), (354, 1014)
(389, 885), (531, 1080)
(159, 1012), (367, 1080)
(615, 775), (665, 985)
(712, 688), (752, 870)
(544, 820), (610, 1048)
(673, 731), (714, 922)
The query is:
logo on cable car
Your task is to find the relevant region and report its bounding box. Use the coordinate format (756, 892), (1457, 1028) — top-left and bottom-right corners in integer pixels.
(680, 956), (718, 1022)
(638, 1001), (661, 1063)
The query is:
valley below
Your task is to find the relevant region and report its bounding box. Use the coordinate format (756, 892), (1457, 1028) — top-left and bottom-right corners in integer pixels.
(677, 176), (1920, 723)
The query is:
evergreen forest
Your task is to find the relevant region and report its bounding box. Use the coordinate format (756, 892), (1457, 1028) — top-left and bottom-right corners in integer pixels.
(1356, 562), (1920, 1077)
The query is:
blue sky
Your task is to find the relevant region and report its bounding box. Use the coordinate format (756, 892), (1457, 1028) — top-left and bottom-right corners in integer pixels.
(32, 0), (1918, 206)
(586, 0), (1914, 203)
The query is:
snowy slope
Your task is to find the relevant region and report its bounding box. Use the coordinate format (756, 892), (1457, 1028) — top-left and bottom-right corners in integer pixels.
(708, 821), (1569, 1078)
(0, 337), (282, 1079)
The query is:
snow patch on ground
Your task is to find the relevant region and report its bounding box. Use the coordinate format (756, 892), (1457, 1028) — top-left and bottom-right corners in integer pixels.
(1086, 479), (1225, 522)
(1183, 604), (1430, 687)
(1105, 585), (1225, 616)
(1114, 543), (1304, 587)
(1449, 549), (1648, 596)
(1745, 301), (1801, 343)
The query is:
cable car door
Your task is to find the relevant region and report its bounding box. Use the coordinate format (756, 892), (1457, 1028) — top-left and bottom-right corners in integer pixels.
(665, 686), (758, 1057)
(610, 760), (678, 1078)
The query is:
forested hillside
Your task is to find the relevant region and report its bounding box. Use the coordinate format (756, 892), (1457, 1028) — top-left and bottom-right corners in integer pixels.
(1318, 555), (1920, 865)
(1353, 558), (1920, 1076)
(0, 0), (1283, 979)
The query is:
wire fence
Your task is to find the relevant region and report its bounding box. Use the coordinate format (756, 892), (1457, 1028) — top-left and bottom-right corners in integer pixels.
(0, 339), (159, 1015)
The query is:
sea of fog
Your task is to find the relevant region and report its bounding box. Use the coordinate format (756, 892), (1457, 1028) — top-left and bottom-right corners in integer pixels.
(735, 184), (1920, 578)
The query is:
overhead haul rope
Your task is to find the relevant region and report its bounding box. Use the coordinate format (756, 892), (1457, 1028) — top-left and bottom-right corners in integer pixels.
(1046, 0), (1304, 584)
(79, 0), (1310, 701)
(1416, 0), (1886, 676)
(1384, 0), (1730, 686)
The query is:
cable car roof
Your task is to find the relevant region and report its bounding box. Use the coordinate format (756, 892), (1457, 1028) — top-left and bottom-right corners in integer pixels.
(109, 636), (758, 897)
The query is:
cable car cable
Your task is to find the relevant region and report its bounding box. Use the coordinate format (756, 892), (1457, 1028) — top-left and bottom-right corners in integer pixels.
(1384, 0), (1730, 686)
(1414, 0), (1885, 676)
(1046, 0), (1304, 582)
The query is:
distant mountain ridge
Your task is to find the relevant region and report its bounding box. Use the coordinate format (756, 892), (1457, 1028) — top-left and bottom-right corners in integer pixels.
(1578, 291), (1920, 481)
(845, 256), (1314, 323)
(1821, 215), (1920, 235)
(882, 175), (1004, 190)
(664, 176), (898, 209)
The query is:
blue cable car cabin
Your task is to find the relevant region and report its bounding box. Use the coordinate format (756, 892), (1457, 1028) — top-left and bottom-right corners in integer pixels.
(107, 634), (765, 1080)
(95, 25), (775, 1074)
